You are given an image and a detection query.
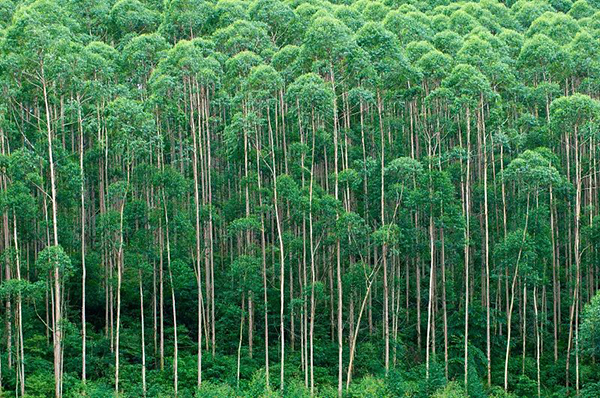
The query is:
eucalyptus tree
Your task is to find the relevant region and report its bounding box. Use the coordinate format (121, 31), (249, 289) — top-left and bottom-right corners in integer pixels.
(214, 0), (249, 29)
(419, 49), (454, 378)
(160, 0), (216, 42)
(109, 0), (160, 41)
(526, 11), (580, 46)
(0, 151), (38, 396)
(248, 0), (299, 47)
(518, 34), (567, 89)
(302, 17), (360, 394)
(213, 19), (275, 58)
(3, 2), (81, 394)
(105, 97), (156, 394)
(356, 21), (411, 376)
(121, 33), (170, 97)
(550, 94), (600, 393)
(156, 166), (189, 396)
(384, 156), (426, 371)
(77, 41), (120, 383)
(455, 33), (504, 387)
(76, 39), (120, 384)
(440, 63), (493, 388)
(245, 63), (288, 391)
(224, 48), (267, 380)
(566, 30), (600, 94)
(383, 8), (434, 46)
(501, 149), (562, 391)
(227, 252), (261, 388)
(286, 72), (333, 394)
(151, 37), (222, 386)
(581, 291), (600, 359)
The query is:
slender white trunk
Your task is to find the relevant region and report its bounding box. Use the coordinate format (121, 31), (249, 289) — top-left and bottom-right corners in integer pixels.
(42, 66), (62, 398)
(139, 270), (147, 397)
(13, 215), (25, 396)
(78, 97), (87, 384)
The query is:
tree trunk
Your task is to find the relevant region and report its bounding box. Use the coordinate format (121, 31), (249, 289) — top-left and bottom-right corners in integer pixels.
(139, 270), (147, 397)
(267, 105), (286, 392)
(163, 195), (178, 396)
(13, 215), (25, 396)
(42, 66), (62, 398)
(346, 264), (380, 388)
(378, 91), (389, 377)
(504, 194), (530, 391)
(464, 106), (471, 388)
(78, 96), (87, 385)
(115, 171), (128, 394)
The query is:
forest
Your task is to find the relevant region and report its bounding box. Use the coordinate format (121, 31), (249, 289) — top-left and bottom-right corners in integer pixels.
(1, 0), (600, 396)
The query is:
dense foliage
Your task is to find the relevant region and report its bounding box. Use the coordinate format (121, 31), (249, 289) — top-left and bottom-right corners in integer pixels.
(1, 0), (600, 396)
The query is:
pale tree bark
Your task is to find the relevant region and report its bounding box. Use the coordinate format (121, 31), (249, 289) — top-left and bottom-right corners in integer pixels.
(42, 64), (62, 398)
(346, 264), (380, 388)
(441, 226), (448, 378)
(236, 292), (245, 388)
(482, 100), (491, 387)
(255, 125), (269, 388)
(139, 270), (147, 397)
(504, 194), (530, 391)
(522, 283), (527, 374)
(267, 105), (286, 392)
(13, 215), (25, 396)
(533, 286), (541, 398)
(330, 65), (343, 398)
(187, 78), (203, 389)
(550, 185), (558, 363)
(426, 129), (435, 379)
(378, 92), (389, 377)
(163, 193), (179, 396)
(114, 171), (128, 394)
(0, 130), (5, 396)
(566, 124), (582, 394)
(308, 114), (317, 395)
(464, 106), (471, 388)
(77, 95), (87, 384)
(426, 216), (435, 379)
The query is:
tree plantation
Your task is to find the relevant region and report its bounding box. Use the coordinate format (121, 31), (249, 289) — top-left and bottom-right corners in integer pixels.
(1, 0), (600, 396)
